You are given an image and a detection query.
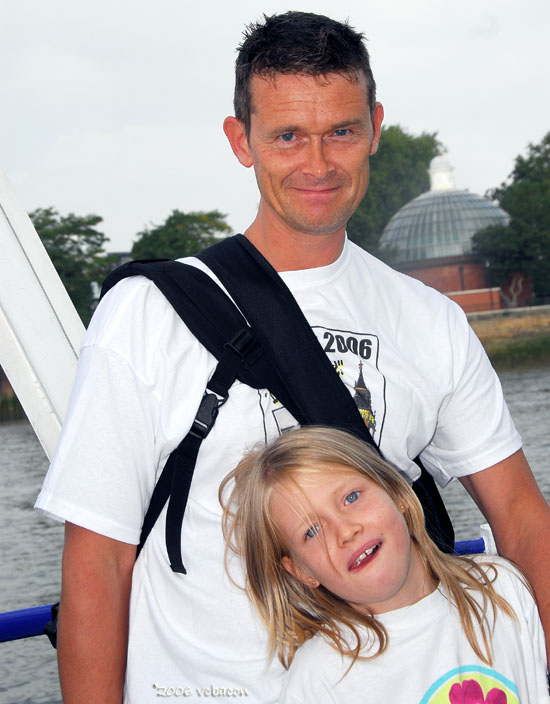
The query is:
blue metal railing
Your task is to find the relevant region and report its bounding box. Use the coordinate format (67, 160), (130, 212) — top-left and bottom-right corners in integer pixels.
(0, 603), (55, 643)
(453, 537), (486, 555)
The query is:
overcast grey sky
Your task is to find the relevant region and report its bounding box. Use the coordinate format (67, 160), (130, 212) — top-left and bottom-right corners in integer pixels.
(1, 0), (548, 251)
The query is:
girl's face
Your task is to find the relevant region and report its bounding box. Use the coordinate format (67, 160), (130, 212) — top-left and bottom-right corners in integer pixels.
(270, 465), (434, 614)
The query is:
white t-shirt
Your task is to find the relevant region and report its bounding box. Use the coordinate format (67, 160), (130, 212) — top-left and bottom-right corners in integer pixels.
(35, 240), (521, 703)
(280, 559), (549, 704)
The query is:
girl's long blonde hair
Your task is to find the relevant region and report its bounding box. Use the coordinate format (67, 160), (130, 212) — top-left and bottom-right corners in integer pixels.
(220, 427), (516, 669)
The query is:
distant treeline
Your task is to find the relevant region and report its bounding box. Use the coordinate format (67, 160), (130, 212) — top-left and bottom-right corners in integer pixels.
(0, 394), (25, 422)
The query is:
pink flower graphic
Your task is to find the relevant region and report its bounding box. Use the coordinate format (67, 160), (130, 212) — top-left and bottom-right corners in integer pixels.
(449, 679), (507, 704)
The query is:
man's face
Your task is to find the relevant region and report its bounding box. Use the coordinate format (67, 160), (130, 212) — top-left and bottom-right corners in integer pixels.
(227, 72), (383, 238)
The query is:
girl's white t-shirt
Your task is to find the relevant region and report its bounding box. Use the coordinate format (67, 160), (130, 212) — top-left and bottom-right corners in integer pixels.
(281, 559), (549, 703)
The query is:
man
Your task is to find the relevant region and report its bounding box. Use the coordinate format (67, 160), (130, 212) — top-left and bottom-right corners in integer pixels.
(36, 11), (550, 704)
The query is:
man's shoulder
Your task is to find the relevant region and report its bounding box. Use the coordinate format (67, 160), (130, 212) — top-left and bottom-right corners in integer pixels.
(88, 275), (174, 339)
(347, 241), (446, 298)
(85, 259), (216, 358)
(345, 240), (466, 327)
(96, 257), (217, 320)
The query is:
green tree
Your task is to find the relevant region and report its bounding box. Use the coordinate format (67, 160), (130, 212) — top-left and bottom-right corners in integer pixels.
(30, 207), (114, 325)
(473, 132), (550, 298)
(347, 125), (441, 256)
(131, 210), (231, 260)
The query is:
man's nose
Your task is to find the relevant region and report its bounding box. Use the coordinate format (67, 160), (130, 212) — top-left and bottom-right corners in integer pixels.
(302, 138), (334, 180)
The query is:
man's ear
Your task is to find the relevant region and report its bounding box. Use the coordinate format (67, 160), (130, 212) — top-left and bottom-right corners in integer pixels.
(223, 116), (253, 168)
(369, 102), (384, 156)
(281, 555), (320, 589)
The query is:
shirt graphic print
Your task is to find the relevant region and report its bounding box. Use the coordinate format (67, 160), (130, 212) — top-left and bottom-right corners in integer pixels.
(257, 325), (386, 445)
(420, 666), (520, 703)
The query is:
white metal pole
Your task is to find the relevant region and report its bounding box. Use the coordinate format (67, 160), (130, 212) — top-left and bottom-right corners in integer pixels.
(0, 167), (85, 459)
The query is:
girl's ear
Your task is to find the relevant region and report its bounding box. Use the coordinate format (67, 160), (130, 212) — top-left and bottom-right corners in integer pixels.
(281, 556), (320, 589)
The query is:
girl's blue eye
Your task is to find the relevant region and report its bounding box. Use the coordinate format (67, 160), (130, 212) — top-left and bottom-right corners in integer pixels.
(305, 525), (321, 539)
(345, 491), (360, 505)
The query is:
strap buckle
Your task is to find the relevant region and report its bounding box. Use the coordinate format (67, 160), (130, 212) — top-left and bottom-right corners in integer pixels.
(189, 391), (226, 440)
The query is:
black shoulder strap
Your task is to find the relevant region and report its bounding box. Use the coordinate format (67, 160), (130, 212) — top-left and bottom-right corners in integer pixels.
(101, 259), (291, 572)
(197, 235), (377, 448)
(101, 260), (260, 386)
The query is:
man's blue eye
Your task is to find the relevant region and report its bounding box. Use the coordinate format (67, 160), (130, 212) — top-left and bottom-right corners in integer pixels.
(334, 129), (350, 137)
(345, 491), (360, 505)
(280, 133), (295, 142)
(305, 525), (320, 539)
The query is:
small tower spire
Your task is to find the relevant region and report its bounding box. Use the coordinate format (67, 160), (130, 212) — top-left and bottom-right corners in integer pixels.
(429, 155), (455, 192)
(353, 362), (376, 433)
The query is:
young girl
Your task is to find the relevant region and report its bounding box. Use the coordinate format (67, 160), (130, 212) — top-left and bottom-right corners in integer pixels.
(221, 427), (549, 703)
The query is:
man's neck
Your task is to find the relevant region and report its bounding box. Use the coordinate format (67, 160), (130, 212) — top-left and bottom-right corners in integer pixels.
(243, 213), (346, 273)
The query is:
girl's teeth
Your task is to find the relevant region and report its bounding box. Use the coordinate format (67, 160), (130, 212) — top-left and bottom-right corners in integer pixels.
(353, 544), (379, 566)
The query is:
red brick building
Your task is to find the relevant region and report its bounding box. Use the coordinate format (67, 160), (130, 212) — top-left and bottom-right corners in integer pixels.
(380, 156), (510, 313)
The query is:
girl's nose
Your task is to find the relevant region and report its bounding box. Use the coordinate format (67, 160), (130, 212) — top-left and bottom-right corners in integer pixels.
(336, 517), (362, 546)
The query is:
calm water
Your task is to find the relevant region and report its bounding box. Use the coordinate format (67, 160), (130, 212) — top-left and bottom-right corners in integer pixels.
(0, 421), (63, 704)
(1, 366), (549, 703)
(441, 365), (550, 539)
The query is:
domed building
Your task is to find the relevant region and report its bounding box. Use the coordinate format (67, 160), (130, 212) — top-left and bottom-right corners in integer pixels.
(379, 156), (510, 312)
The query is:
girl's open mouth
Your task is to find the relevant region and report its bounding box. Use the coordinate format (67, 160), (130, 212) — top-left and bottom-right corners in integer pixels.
(349, 542), (381, 571)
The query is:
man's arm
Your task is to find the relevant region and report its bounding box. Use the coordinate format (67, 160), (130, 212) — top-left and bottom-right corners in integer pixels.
(460, 449), (550, 661)
(57, 522), (137, 704)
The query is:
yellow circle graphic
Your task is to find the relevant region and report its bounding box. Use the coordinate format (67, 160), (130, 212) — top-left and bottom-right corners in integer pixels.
(420, 666), (519, 704)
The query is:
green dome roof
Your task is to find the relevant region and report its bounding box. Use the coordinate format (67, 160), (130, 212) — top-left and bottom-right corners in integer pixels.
(379, 157), (509, 262)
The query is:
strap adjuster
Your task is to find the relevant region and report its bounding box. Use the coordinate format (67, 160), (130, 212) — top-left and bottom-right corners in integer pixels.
(225, 327), (259, 366)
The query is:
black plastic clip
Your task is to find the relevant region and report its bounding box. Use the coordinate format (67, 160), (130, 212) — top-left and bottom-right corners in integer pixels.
(189, 392), (225, 440)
